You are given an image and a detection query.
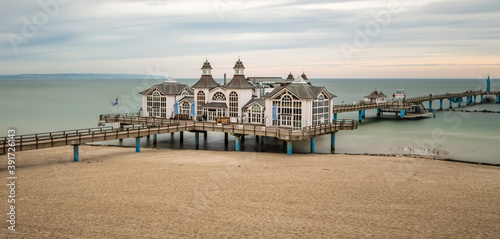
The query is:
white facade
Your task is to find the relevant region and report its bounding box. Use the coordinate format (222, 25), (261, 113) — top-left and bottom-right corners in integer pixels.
(140, 59), (336, 129)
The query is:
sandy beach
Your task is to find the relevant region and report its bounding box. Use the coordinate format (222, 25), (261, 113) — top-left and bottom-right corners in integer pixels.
(1, 145), (499, 238)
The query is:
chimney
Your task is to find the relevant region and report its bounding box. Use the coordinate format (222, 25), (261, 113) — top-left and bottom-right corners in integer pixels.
(224, 73), (227, 85)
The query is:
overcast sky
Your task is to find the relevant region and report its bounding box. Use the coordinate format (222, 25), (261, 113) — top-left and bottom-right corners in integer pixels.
(0, 0), (499, 78)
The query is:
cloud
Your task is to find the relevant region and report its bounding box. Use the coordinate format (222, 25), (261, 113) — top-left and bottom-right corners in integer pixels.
(0, 0), (499, 77)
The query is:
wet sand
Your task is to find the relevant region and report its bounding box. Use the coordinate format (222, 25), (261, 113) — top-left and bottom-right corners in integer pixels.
(1, 146), (499, 238)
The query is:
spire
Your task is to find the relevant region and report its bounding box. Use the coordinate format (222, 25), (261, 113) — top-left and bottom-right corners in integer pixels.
(487, 74), (491, 92)
(301, 71), (308, 81)
(233, 58), (245, 75)
(201, 59), (212, 75)
(286, 72), (294, 81)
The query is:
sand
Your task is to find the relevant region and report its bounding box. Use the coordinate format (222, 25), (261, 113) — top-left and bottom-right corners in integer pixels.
(1, 145), (499, 238)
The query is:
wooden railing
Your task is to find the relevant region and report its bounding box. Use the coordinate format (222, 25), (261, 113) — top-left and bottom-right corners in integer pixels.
(0, 119), (358, 154)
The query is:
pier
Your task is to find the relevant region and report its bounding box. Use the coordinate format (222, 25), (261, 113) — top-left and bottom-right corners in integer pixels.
(333, 90), (500, 122)
(0, 115), (358, 160)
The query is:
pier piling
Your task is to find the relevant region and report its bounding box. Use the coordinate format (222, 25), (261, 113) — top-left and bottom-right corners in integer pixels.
(180, 132), (184, 141)
(429, 101), (432, 110)
(224, 133), (228, 145)
(310, 137), (315, 153)
(135, 138), (140, 153)
(153, 134), (157, 145)
(334, 113), (338, 122)
(358, 111), (363, 122)
(449, 99), (453, 108)
(440, 99), (443, 110)
(73, 145), (79, 162)
(195, 132), (199, 149)
(331, 133), (335, 151)
(287, 141), (292, 155)
(235, 135), (241, 152)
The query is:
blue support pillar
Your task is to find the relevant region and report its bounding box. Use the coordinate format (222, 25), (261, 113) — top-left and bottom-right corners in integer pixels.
(73, 145), (79, 162)
(481, 95), (484, 103)
(287, 141), (293, 155)
(153, 134), (157, 145)
(497, 96), (500, 103)
(429, 101), (432, 110)
(433, 110), (436, 118)
(331, 133), (336, 151)
(400, 110), (406, 118)
(377, 108), (381, 116)
(310, 137), (315, 153)
(474, 95), (477, 104)
(358, 111), (363, 122)
(235, 135), (241, 152)
(195, 132), (199, 149)
(362, 110), (366, 118)
(334, 113), (338, 122)
(135, 138), (140, 153)
(458, 98), (462, 107)
(449, 99), (453, 108)
(440, 99), (443, 110)
(224, 132), (229, 145)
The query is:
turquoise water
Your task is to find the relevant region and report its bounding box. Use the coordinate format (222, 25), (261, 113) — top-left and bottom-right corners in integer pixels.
(1, 77), (499, 164)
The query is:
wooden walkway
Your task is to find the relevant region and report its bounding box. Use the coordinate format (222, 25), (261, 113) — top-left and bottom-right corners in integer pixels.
(333, 90), (500, 114)
(1, 118), (357, 155)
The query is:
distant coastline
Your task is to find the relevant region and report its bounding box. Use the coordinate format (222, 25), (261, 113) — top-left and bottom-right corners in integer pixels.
(0, 73), (166, 80)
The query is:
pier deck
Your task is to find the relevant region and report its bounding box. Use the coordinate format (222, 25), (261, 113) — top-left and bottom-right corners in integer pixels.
(1, 117), (357, 155)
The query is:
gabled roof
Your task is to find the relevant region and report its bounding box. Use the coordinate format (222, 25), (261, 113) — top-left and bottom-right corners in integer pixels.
(193, 75), (219, 89)
(365, 90), (387, 98)
(179, 96), (194, 103)
(225, 75), (254, 89)
(209, 86), (226, 92)
(265, 82), (336, 100)
(242, 99), (265, 110)
(203, 102), (227, 109)
(139, 81), (193, 95)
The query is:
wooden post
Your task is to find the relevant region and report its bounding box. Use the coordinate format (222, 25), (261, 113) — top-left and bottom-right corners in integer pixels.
(135, 138), (140, 153)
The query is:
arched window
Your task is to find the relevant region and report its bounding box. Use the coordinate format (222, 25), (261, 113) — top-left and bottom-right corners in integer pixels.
(272, 92), (302, 128)
(212, 92), (226, 101)
(250, 104), (263, 124)
(229, 91), (238, 117)
(197, 91), (205, 115)
(181, 90), (190, 96)
(313, 93), (329, 126)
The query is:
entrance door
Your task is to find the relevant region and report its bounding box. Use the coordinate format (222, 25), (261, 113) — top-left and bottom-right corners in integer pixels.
(281, 115), (292, 127)
(153, 108), (161, 117)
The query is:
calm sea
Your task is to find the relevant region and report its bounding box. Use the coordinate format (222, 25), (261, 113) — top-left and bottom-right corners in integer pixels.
(1, 77), (499, 164)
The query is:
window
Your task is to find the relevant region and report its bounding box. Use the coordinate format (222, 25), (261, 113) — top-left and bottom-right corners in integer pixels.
(147, 90), (167, 118)
(212, 92), (226, 101)
(229, 91), (238, 117)
(197, 91), (205, 115)
(313, 93), (329, 126)
(181, 102), (190, 115)
(203, 70), (207, 75)
(249, 104), (264, 124)
(272, 93), (302, 129)
(181, 90), (190, 96)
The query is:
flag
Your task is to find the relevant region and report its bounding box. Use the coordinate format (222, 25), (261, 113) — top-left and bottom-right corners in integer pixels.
(174, 100), (179, 115)
(272, 104), (278, 121)
(111, 97), (118, 106)
(191, 101), (196, 116)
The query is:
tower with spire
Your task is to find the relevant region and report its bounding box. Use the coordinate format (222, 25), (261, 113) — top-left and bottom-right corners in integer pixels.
(487, 74), (491, 92)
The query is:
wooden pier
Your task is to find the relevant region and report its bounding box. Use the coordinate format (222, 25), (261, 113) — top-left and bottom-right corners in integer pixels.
(0, 115), (358, 159)
(333, 90), (500, 121)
